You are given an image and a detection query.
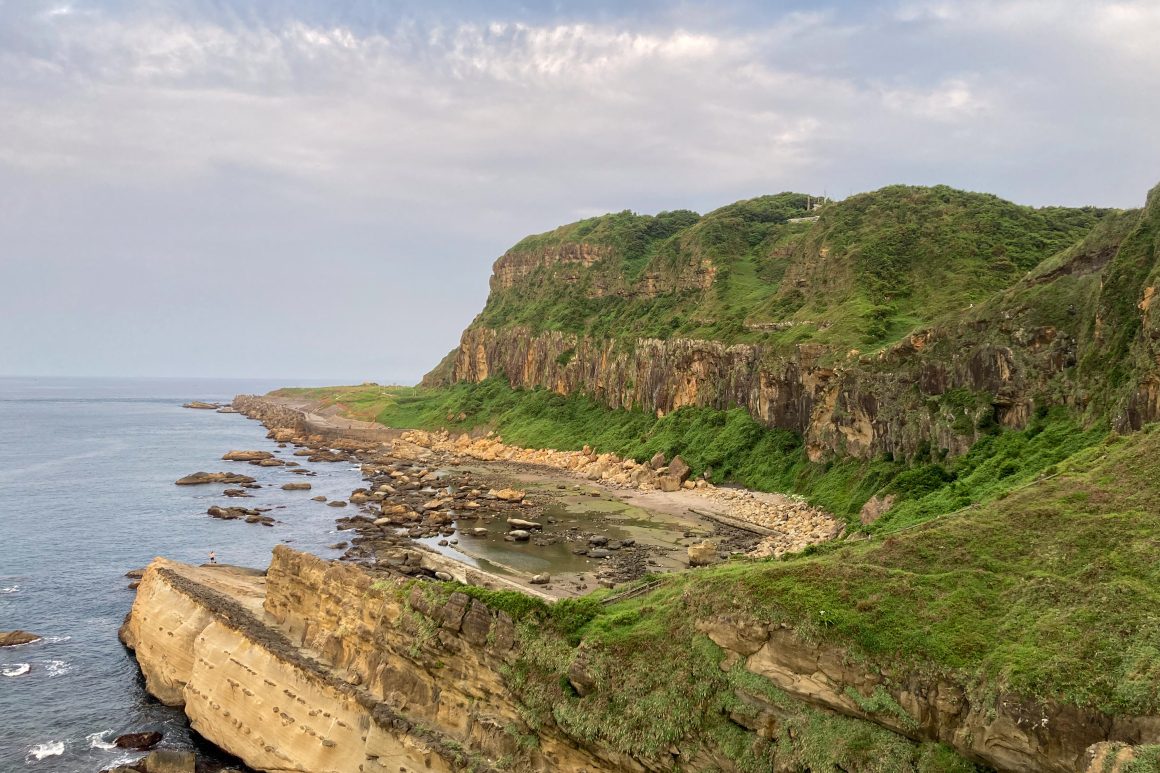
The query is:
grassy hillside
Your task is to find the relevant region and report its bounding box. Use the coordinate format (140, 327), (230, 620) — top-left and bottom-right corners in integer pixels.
(401, 424), (1160, 771)
(476, 186), (1110, 352)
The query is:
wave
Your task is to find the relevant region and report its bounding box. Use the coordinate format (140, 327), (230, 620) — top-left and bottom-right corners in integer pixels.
(44, 659), (71, 677)
(1, 584), (18, 593)
(41, 635), (71, 644)
(2, 663), (31, 676)
(27, 741), (65, 760)
(86, 730), (117, 750)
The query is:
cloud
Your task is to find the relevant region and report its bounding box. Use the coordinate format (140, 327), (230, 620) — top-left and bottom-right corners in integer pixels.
(0, 0), (1157, 379)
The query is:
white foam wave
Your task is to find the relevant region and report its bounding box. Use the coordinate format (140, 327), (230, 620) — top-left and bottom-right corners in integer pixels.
(27, 741), (65, 760)
(1, 584), (19, 593)
(43, 659), (71, 677)
(86, 730), (117, 750)
(41, 635), (71, 644)
(2, 663), (30, 676)
(107, 753), (147, 768)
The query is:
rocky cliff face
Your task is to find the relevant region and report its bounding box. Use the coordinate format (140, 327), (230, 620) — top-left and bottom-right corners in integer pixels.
(697, 617), (1160, 773)
(443, 186), (1160, 461)
(122, 549), (1153, 773)
(121, 550), (611, 773)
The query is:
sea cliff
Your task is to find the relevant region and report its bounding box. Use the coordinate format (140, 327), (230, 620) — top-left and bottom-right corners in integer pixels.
(122, 547), (1155, 773)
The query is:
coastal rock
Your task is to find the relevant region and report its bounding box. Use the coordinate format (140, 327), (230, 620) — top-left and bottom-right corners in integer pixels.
(687, 541), (719, 567)
(143, 749), (196, 773)
(181, 401), (218, 410)
(113, 730), (163, 750)
(490, 488), (526, 502)
(507, 518), (542, 530)
(568, 657), (598, 697)
(175, 472), (255, 486)
(327, 500), (348, 508)
(221, 450), (272, 462)
(281, 482), (312, 491)
(509, 529), (531, 541)
(668, 455), (692, 482)
(0, 630), (41, 647)
(860, 494), (896, 526)
(222, 488), (251, 498)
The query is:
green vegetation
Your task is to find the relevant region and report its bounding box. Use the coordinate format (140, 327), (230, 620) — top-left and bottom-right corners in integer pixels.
(1127, 746), (1160, 773)
(476, 186), (1109, 352)
(412, 426), (1160, 769)
(417, 575), (980, 771)
(278, 182), (1160, 768)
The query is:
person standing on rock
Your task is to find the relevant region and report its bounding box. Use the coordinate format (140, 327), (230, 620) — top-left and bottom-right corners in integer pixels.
(208, 551), (217, 564)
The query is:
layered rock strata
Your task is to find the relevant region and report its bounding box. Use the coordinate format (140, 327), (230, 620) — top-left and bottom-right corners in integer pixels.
(123, 548), (1157, 773)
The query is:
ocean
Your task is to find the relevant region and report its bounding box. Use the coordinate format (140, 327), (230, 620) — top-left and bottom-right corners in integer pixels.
(0, 377), (368, 771)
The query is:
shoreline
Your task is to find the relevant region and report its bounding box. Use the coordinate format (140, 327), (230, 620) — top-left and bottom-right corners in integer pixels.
(230, 392), (844, 597)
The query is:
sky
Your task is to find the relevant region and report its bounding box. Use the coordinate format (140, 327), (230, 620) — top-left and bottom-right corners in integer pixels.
(1, 0), (1158, 383)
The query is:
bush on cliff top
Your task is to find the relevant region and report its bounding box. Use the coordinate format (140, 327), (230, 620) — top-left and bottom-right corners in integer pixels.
(477, 185), (1110, 353)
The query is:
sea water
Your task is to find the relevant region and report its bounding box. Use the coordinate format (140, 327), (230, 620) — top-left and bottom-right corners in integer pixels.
(0, 377), (367, 771)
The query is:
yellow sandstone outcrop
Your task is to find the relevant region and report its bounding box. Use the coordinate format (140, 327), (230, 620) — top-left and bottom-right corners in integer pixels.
(121, 549), (617, 773)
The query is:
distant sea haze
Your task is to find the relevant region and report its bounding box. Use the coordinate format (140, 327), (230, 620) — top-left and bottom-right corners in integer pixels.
(0, 376), (365, 771)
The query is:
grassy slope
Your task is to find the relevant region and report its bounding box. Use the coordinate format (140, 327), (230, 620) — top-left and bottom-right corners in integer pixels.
(476, 186), (1109, 353)
(403, 425), (1160, 771)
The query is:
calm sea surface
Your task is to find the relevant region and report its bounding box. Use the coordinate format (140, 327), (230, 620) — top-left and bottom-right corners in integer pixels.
(0, 377), (367, 771)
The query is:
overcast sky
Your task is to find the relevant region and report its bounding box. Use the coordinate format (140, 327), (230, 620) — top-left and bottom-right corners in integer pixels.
(1, 0), (1158, 383)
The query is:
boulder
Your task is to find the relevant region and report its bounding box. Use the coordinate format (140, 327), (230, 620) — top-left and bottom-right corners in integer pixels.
(490, 488), (526, 502)
(114, 730), (162, 750)
(222, 488), (251, 498)
(182, 401), (218, 409)
(507, 518), (542, 530)
(688, 541), (719, 567)
(529, 573), (551, 585)
(0, 630), (41, 647)
(509, 529), (531, 541)
(649, 451), (666, 470)
(281, 482), (312, 491)
(174, 472), (256, 486)
(568, 658), (598, 696)
(669, 455), (692, 482)
(328, 500), (348, 508)
(144, 750), (196, 773)
(311, 495), (328, 502)
(221, 450), (273, 462)
(860, 494), (897, 526)
(657, 475), (682, 492)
